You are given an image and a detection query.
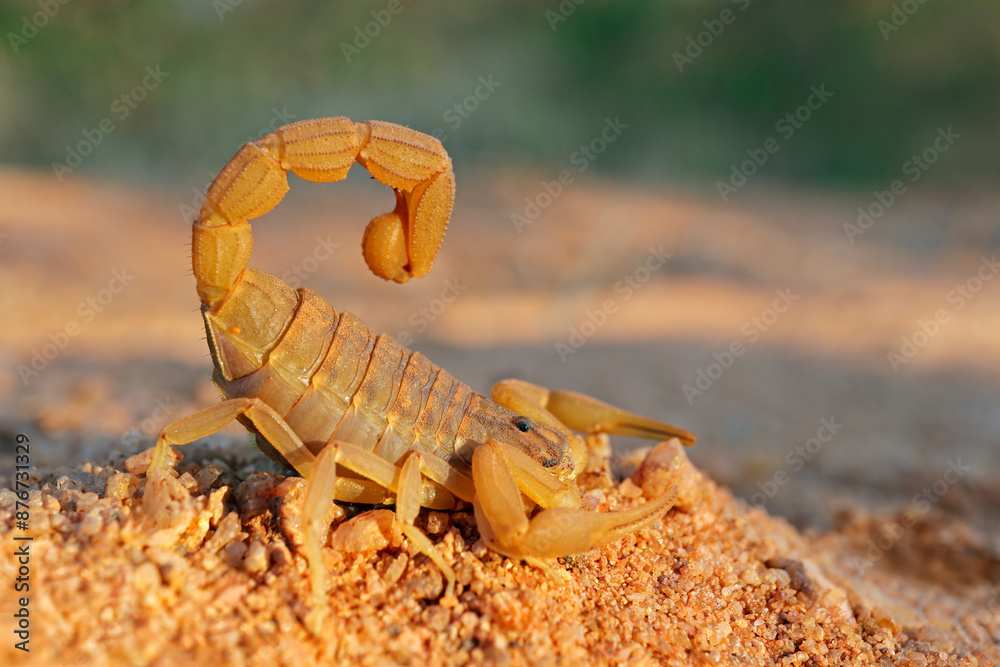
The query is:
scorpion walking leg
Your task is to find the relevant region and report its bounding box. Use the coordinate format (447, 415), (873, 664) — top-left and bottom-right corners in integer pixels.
(146, 398), (316, 478)
(302, 444), (471, 604)
(396, 454), (458, 597)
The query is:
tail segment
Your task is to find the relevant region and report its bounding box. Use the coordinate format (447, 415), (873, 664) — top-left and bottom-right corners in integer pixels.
(191, 117), (455, 310)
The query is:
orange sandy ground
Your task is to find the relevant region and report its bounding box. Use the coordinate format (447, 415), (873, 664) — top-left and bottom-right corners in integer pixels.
(1, 438), (995, 667)
(1, 168), (998, 665)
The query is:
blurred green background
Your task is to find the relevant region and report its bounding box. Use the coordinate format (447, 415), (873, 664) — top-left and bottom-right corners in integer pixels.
(1, 0), (997, 191)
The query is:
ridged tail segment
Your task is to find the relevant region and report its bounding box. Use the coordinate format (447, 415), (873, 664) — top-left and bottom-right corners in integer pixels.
(191, 117), (362, 310)
(193, 140), (290, 309)
(209, 276), (476, 469)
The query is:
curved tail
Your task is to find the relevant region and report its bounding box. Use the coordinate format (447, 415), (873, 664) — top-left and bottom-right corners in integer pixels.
(191, 117), (456, 310)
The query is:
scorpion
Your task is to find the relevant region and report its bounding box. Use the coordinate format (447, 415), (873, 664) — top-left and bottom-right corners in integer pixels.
(143, 116), (695, 613)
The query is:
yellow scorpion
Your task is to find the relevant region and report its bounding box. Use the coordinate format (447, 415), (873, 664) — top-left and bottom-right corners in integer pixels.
(144, 116), (695, 607)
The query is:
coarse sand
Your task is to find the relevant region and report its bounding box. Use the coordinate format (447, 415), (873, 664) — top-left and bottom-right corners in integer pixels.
(1, 438), (995, 666)
(2, 169), (998, 666)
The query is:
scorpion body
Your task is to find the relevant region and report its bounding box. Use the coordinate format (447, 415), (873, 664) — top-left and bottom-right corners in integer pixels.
(144, 116), (695, 624)
(211, 274), (567, 495)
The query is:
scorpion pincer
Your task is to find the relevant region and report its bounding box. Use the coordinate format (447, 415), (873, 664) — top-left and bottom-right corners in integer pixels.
(141, 116), (695, 617)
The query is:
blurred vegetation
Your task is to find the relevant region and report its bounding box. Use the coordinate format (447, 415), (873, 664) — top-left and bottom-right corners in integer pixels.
(0, 0), (997, 189)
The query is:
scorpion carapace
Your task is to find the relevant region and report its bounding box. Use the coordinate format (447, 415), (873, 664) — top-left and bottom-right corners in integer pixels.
(143, 116), (695, 624)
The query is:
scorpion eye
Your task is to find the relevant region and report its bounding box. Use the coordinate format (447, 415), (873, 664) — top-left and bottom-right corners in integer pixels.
(541, 458), (559, 468)
(513, 417), (531, 433)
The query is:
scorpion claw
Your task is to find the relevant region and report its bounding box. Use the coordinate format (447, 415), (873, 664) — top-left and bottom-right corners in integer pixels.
(472, 440), (678, 566)
(491, 380), (696, 446)
(545, 390), (696, 445)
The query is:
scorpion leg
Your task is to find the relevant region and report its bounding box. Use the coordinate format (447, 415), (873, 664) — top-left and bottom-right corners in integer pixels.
(406, 451), (476, 504)
(302, 443), (467, 603)
(471, 439), (678, 574)
(492, 378), (695, 445)
(146, 398), (316, 478)
(396, 454), (457, 597)
(150, 415), (462, 622)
